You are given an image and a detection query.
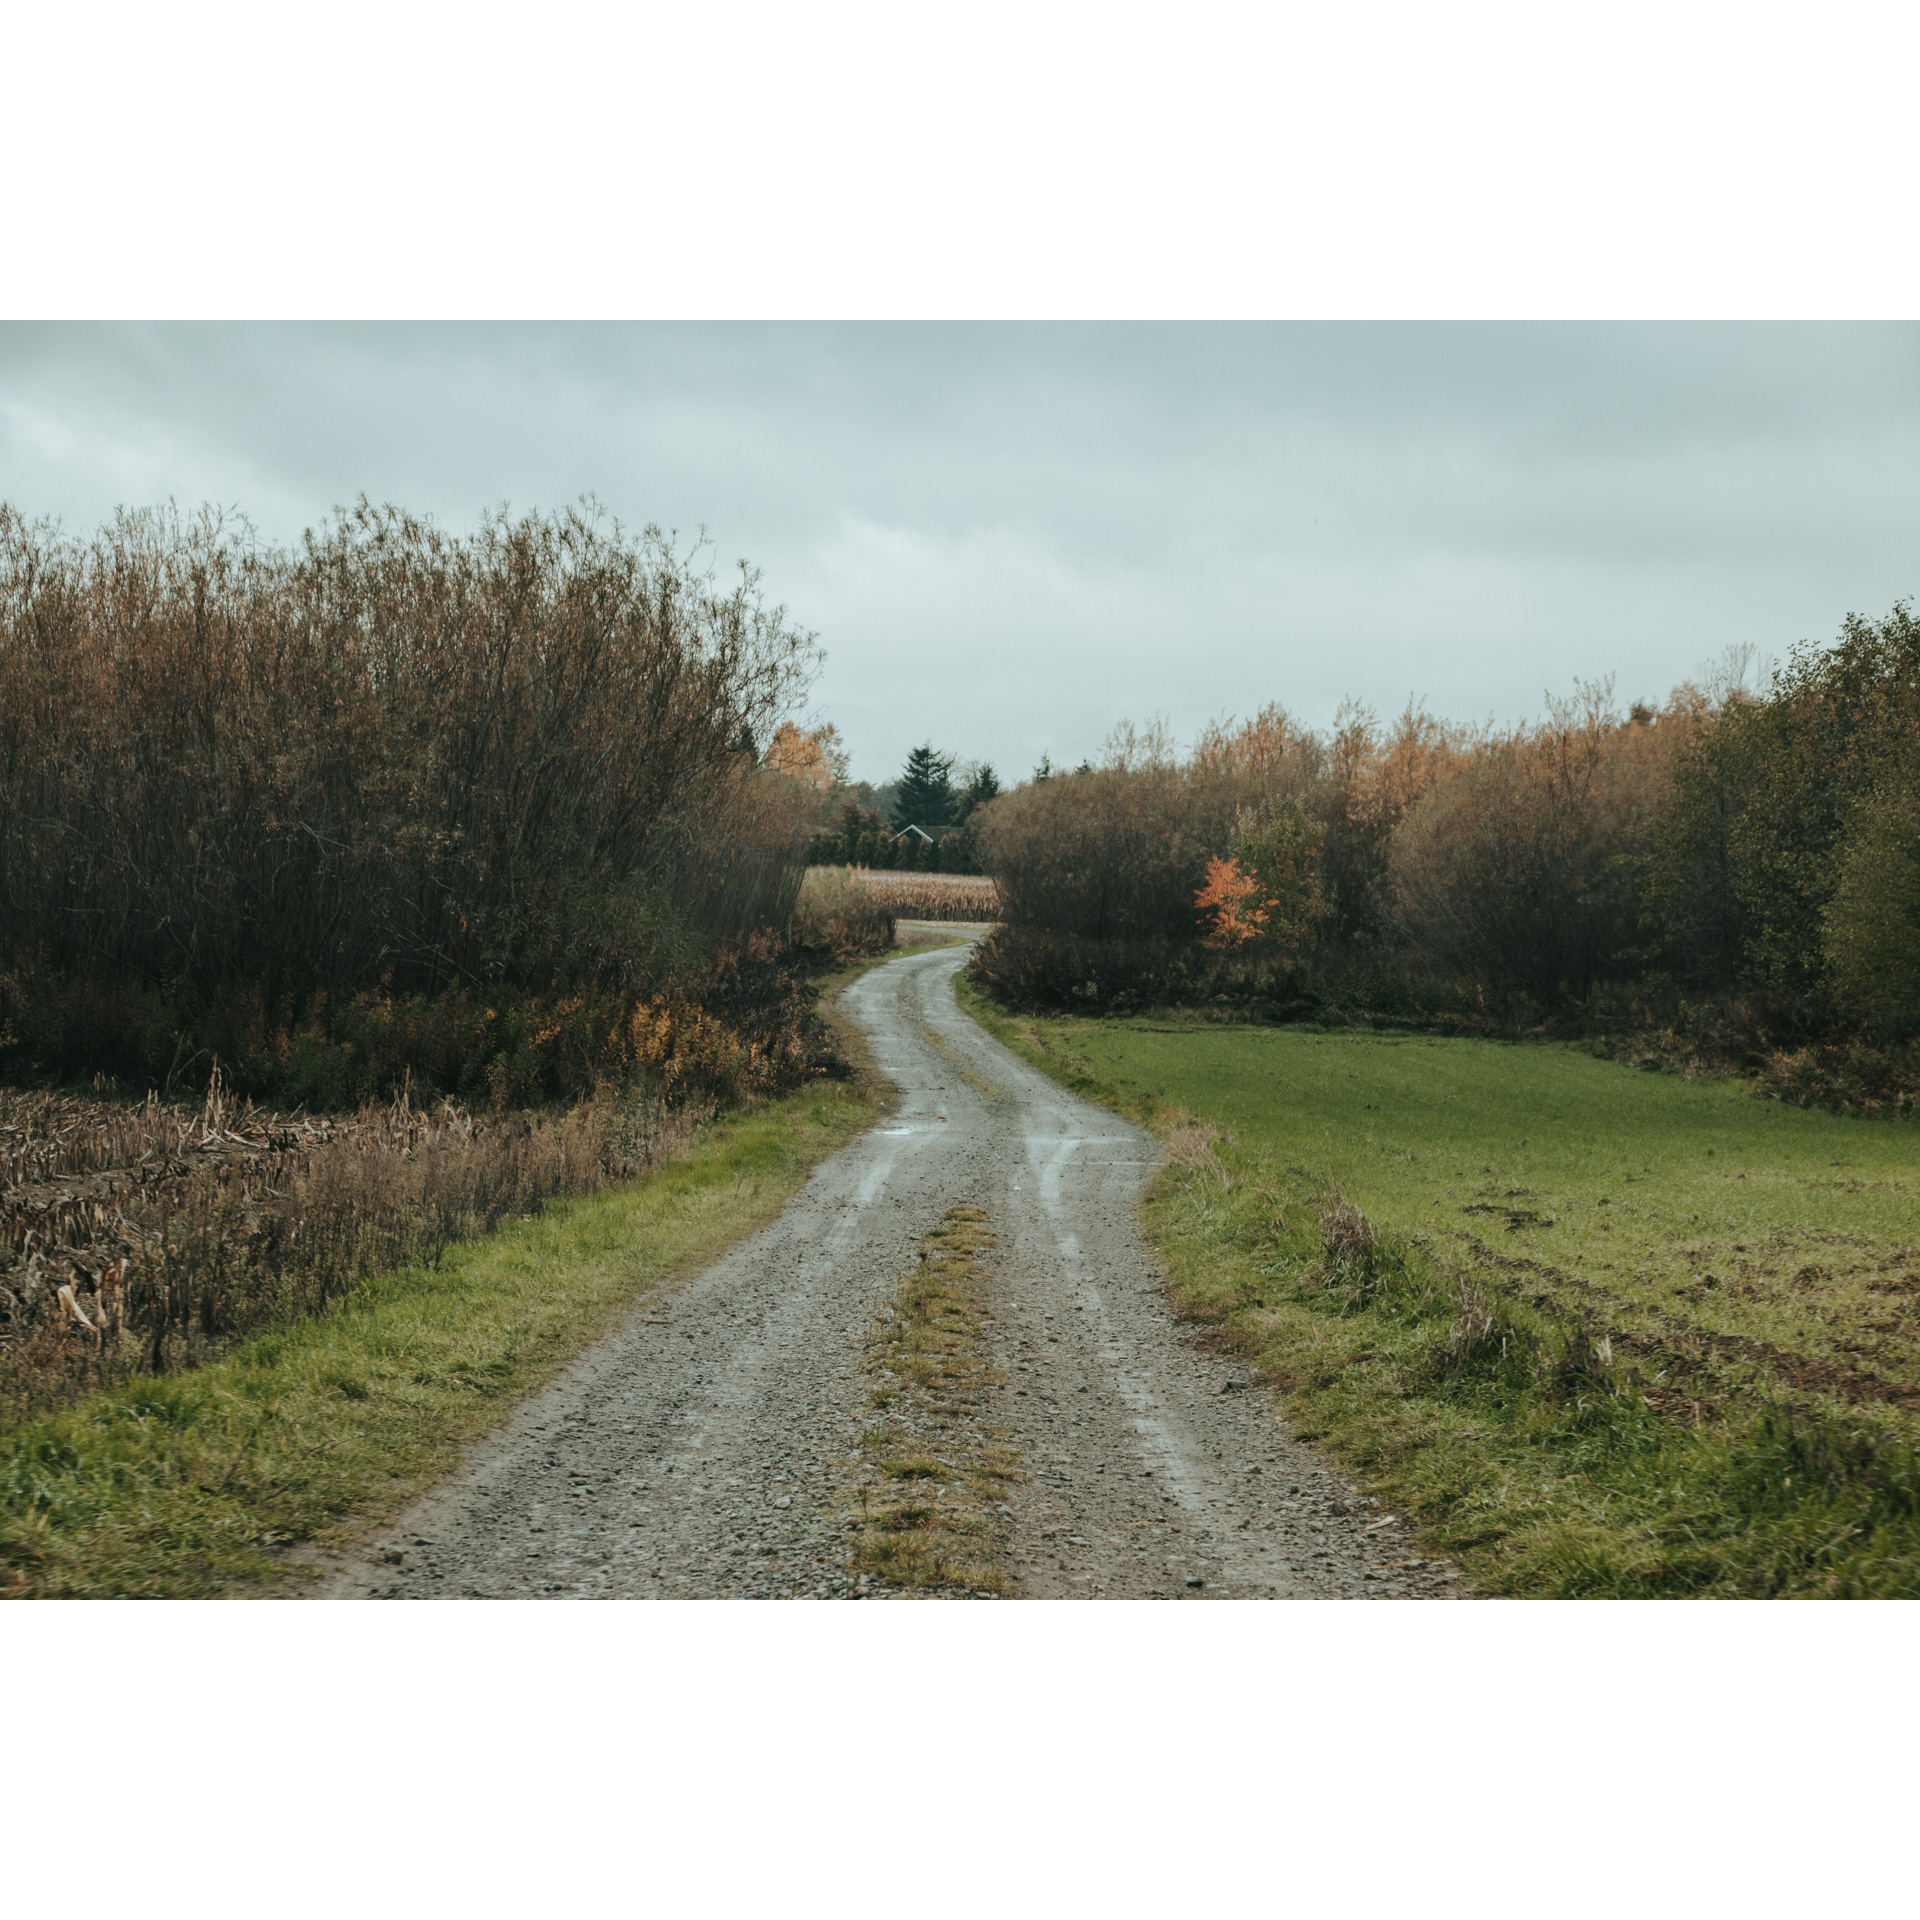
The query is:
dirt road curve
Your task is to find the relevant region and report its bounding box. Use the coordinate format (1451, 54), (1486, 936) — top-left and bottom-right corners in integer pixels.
(327, 947), (1458, 1600)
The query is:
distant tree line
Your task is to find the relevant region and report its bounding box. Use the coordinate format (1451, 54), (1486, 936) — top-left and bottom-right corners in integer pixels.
(969, 602), (1920, 1114)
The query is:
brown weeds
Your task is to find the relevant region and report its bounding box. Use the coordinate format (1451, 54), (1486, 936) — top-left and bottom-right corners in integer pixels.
(1446, 1283), (1501, 1360)
(1164, 1121), (1230, 1191)
(0, 1071), (705, 1420)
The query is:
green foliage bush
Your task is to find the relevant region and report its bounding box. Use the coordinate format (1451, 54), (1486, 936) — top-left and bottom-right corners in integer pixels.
(1651, 602), (1920, 996)
(1233, 798), (1330, 961)
(1823, 788), (1920, 1036)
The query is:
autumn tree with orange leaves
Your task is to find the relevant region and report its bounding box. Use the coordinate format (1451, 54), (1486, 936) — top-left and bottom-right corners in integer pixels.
(1195, 856), (1269, 947)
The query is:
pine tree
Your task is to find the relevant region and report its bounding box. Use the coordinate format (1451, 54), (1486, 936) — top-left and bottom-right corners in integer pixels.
(955, 762), (1001, 820)
(892, 745), (956, 834)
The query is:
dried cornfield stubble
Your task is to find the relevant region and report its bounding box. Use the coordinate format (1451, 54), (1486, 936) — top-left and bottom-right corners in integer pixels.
(837, 868), (1001, 922)
(0, 1068), (706, 1420)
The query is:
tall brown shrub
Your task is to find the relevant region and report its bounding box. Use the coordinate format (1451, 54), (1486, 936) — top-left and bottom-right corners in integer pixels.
(979, 715), (1316, 946)
(1387, 683), (1691, 998)
(0, 500), (820, 1086)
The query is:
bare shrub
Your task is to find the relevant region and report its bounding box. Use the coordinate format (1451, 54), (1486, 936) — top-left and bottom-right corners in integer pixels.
(1317, 700), (1474, 946)
(1387, 682), (1691, 999)
(976, 726), (1301, 947)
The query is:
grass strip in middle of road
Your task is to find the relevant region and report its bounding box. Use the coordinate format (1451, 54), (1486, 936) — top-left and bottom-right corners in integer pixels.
(845, 1205), (1021, 1595)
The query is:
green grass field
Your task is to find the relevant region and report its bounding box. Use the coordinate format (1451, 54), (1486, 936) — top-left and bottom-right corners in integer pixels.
(0, 959), (898, 1598)
(958, 980), (1920, 1597)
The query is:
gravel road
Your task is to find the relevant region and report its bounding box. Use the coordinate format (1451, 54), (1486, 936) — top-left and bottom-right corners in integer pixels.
(326, 946), (1459, 1600)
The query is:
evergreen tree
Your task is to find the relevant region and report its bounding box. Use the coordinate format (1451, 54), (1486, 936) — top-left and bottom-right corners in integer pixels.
(940, 766), (998, 874)
(892, 744), (956, 834)
(955, 762), (1001, 821)
(835, 797), (887, 863)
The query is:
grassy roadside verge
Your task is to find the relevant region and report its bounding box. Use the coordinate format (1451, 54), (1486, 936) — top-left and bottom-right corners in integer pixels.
(0, 954), (906, 1598)
(955, 978), (1920, 1598)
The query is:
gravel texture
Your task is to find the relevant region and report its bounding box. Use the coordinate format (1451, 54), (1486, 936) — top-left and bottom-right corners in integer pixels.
(324, 947), (1460, 1601)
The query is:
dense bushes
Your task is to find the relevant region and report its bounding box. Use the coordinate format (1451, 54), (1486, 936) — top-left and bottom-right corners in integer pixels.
(969, 602), (1920, 1069)
(981, 717), (1311, 944)
(985, 766), (1225, 941)
(0, 943), (833, 1111)
(972, 717), (1319, 1011)
(1387, 686), (1682, 998)
(0, 501), (825, 1102)
(968, 926), (1303, 1016)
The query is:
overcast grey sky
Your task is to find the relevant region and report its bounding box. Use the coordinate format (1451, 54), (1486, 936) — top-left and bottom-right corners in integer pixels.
(3, 322), (1916, 787)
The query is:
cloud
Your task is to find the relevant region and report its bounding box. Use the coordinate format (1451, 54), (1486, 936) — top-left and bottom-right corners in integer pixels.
(2, 322), (1916, 782)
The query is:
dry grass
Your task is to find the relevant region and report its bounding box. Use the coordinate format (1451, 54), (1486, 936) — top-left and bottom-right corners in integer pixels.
(844, 1205), (1020, 1594)
(1318, 1193), (1378, 1272)
(0, 1066), (703, 1421)
(790, 867), (895, 959)
(1163, 1120), (1225, 1176)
